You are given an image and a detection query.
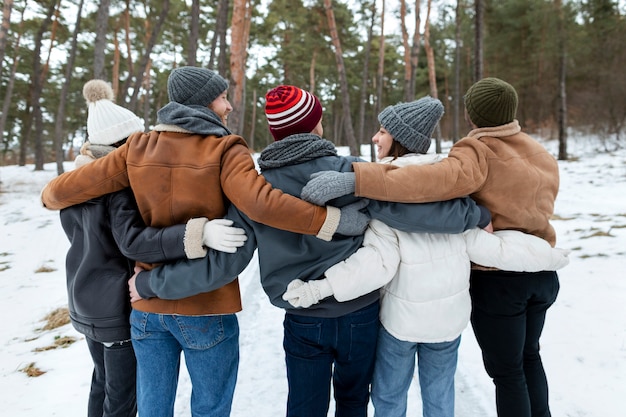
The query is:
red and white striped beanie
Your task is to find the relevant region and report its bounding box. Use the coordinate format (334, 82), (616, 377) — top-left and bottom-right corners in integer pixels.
(265, 85), (323, 141)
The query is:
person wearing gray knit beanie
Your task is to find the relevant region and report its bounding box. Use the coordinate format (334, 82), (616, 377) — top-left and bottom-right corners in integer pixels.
(378, 96), (444, 154)
(299, 76), (562, 417)
(167, 66), (229, 106)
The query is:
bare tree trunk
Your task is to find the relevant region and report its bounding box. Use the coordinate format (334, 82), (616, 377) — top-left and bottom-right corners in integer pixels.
(188, 0), (200, 66)
(556, 0), (568, 160)
(474, 0), (484, 82)
(0, 4), (23, 161)
(54, 0), (85, 174)
(409, 0), (422, 99)
(229, 0), (252, 135)
(94, 0), (110, 79)
(424, 0), (441, 152)
(24, 0), (56, 169)
(0, 0), (14, 80)
(400, 0), (411, 101)
(357, 2), (376, 153)
(453, 0), (462, 143)
(208, 0), (230, 71)
(324, 0), (358, 155)
(218, 0), (231, 75)
(374, 0), (386, 161)
(127, 1), (170, 113)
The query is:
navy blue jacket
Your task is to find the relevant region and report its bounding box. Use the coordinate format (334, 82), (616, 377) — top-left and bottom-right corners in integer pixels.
(60, 188), (188, 342)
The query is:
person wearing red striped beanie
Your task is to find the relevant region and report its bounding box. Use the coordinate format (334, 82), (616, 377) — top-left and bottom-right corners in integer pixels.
(265, 85), (324, 141)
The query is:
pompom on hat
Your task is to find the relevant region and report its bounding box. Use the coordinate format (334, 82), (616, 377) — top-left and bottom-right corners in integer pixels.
(167, 66), (229, 106)
(464, 77), (518, 128)
(378, 96), (444, 154)
(265, 85), (323, 141)
(83, 79), (145, 145)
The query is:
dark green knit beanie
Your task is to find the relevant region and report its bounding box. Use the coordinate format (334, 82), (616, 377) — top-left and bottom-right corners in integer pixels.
(464, 77), (518, 128)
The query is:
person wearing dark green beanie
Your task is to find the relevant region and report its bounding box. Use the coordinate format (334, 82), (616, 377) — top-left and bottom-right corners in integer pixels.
(464, 77), (519, 128)
(300, 78), (563, 417)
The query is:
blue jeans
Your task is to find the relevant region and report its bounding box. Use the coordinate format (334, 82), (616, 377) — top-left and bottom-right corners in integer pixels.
(470, 270), (559, 417)
(371, 326), (460, 417)
(85, 336), (137, 417)
(283, 302), (379, 417)
(130, 310), (239, 417)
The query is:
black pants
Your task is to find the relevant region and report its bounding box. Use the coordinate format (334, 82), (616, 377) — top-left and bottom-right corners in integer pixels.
(85, 336), (137, 417)
(470, 270), (559, 417)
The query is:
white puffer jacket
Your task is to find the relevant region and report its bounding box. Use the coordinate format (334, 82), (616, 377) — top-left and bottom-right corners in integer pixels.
(324, 154), (569, 343)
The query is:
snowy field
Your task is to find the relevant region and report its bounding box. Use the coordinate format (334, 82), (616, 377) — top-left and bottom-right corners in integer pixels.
(0, 138), (624, 416)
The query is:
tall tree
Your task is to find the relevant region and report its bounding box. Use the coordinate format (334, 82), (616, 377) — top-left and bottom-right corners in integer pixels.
(54, 0), (85, 174)
(208, 0), (230, 74)
(188, 0), (200, 66)
(400, 0), (421, 101)
(474, 0), (484, 81)
(22, 0), (57, 169)
(229, 0), (252, 135)
(126, 0), (170, 113)
(0, 2), (23, 163)
(324, 0), (358, 155)
(374, 0), (385, 161)
(409, 0), (421, 99)
(93, 0), (110, 79)
(452, 0), (462, 142)
(424, 0), (441, 151)
(357, 1), (376, 152)
(556, 0), (567, 160)
(0, 0), (14, 79)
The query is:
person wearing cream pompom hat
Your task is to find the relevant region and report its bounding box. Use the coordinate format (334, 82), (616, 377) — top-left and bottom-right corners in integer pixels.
(59, 79), (220, 417)
(74, 79), (145, 167)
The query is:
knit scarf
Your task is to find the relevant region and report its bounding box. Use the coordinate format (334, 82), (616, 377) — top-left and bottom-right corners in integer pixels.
(74, 142), (116, 168)
(156, 102), (231, 137)
(258, 133), (337, 170)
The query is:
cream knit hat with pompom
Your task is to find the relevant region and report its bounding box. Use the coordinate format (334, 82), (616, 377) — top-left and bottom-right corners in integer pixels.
(83, 80), (145, 145)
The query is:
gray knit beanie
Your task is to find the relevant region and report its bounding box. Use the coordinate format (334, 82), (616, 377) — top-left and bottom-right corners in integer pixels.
(378, 96), (444, 154)
(167, 66), (229, 106)
(464, 77), (518, 128)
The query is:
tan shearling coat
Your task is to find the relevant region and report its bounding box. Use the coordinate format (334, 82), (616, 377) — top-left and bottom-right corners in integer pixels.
(42, 128), (336, 315)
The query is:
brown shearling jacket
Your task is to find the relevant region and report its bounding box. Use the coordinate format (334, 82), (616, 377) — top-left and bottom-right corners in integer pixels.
(42, 128), (337, 315)
(352, 121), (559, 246)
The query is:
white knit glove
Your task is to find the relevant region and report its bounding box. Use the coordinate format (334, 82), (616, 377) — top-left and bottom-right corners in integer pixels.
(202, 219), (247, 253)
(282, 278), (334, 308)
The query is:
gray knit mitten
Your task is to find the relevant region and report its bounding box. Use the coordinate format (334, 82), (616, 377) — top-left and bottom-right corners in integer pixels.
(336, 198), (370, 236)
(301, 171), (356, 205)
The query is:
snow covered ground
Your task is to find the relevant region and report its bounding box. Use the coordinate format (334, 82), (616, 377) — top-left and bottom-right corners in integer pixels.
(0, 138), (624, 416)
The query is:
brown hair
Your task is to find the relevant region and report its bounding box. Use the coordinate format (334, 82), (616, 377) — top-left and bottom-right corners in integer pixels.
(387, 139), (412, 160)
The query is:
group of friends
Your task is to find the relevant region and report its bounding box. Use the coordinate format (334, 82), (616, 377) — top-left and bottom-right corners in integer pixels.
(41, 66), (569, 417)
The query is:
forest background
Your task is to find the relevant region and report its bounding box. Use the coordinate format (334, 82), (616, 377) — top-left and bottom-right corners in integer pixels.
(0, 0), (625, 174)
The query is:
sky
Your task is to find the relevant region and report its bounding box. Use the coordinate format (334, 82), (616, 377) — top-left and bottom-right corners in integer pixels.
(0, 137), (625, 416)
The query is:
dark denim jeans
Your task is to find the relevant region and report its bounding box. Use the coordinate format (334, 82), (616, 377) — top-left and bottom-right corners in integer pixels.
(470, 270), (560, 417)
(283, 301), (379, 417)
(85, 336), (137, 417)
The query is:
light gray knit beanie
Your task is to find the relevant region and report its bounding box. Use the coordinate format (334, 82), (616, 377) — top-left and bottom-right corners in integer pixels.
(378, 96), (444, 154)
(167, 66), (229, 106)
